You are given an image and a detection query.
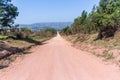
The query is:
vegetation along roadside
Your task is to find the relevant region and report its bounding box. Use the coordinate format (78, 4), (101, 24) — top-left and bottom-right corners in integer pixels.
(0, 0), (57, 69)
(60, 0), (120, 67)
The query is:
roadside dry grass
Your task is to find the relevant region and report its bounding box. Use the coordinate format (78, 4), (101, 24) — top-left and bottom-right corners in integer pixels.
(6, 37), (50, 48)
(0, 36), (51, 69)
(63, 31), (120, 66)
(65, 31), (120, 50)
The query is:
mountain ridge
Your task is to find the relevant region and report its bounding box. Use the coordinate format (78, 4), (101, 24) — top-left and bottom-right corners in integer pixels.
(19, 22), (72, 31)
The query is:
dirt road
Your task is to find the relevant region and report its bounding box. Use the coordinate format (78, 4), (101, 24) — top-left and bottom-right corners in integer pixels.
(0, 34), (120, 80)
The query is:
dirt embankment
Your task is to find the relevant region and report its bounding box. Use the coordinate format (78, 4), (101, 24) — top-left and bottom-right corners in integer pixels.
(63, 32), (120, 66)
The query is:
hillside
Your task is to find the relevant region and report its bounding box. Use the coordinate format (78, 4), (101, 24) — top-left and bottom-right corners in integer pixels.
(20, 22), (72, 31)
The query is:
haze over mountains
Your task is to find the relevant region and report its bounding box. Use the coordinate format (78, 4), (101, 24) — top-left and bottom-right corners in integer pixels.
(19, 22), (72, 31)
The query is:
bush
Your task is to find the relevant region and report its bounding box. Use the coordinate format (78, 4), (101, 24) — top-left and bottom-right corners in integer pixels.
(60, 26), (72, 35)
(35, 28), (57, 37)
(21, 28), (32, 38)
(0, 36), (8, 40)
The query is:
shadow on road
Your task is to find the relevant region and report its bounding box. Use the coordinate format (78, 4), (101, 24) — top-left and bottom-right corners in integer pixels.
(0, 38), (48, 69)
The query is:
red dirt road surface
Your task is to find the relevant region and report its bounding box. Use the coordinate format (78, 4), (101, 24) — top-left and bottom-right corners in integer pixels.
(0, 34), (120, 80)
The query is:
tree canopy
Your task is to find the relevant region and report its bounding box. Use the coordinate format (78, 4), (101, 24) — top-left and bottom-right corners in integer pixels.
(0, 0), (19, 28)
(61, 0), (120, 39)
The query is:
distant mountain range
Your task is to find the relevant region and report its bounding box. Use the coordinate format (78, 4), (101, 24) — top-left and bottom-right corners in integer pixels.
(19, 22), (72, 31)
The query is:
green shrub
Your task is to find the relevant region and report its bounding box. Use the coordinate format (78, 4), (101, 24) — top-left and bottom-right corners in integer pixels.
(35, 28), (57, 37)
(0, 36), (8, 40)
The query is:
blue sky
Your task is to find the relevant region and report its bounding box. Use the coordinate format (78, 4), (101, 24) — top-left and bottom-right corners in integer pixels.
(12, 0), (100, 24)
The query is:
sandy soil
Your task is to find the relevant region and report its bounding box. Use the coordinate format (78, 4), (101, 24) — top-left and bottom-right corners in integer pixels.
(0, 34), (120, 80)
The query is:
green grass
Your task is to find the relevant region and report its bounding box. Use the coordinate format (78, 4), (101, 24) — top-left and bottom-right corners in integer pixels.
(106, 53), (115, 60)
(0, 36), (9, 42)
(0, 36), (8, 40)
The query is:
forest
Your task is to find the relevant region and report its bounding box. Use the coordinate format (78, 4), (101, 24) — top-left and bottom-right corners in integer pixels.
(61, 0), (120, 40)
